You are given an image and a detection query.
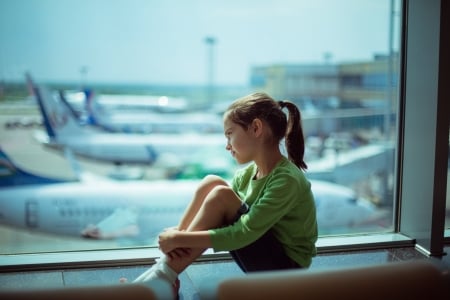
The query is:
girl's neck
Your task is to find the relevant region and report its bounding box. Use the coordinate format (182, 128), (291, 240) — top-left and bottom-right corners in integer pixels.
(254, 150), (283, 179)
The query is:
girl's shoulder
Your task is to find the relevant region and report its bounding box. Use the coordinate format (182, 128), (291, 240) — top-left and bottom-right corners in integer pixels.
(274, 157), (304, 177)
(271, 158), (310, 188)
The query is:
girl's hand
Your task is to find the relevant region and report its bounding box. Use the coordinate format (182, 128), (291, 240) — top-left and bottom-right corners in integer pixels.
(159, 227), (192, 261)
(166, 247), (192, 261)
(158, 227), (178, 254)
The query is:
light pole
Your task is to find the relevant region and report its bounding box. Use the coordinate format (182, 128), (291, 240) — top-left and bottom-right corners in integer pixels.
(204, 36), (216, 105)
(79, 65), (89, 90)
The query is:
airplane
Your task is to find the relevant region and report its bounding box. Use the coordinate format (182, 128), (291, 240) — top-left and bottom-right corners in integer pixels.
(57, 87), (188, 116)
(30, 83), (228, 167)
(64, 89), (223, 134)
(0, 147), (200, 242)
(0, 147), (391, 245)
(84, 109), (224, 134)
(78, 90), (189, 113)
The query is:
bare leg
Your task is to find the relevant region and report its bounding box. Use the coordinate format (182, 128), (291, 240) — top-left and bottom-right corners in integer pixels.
(133, 176), (241, 284)
(177, 175), (229, 230)
(164, 183), (243, 274)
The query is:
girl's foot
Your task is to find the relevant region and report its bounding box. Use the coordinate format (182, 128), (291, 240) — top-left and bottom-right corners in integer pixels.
(119, 275), (179, 299)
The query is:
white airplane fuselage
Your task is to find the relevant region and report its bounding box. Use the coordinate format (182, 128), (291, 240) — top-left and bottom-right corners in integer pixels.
(0, 178), (387, 238)
(0, 180), (197, 237)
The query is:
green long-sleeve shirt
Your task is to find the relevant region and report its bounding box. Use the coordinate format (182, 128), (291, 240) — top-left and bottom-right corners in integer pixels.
(209, 156), (318, 267)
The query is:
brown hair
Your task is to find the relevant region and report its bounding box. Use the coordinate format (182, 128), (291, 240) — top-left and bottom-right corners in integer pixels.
(225, 92), (307, 170)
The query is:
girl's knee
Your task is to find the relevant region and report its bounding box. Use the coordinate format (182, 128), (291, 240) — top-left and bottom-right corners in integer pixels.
(193, 175), (229, 202)
(209, 184), (233, 196)
(197, 175), (229, 193)
(205, 185), (240, 210)
(202, 174), (228, 186)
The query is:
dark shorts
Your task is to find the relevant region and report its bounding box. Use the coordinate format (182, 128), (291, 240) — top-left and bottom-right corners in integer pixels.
(229, 203), (302, 273)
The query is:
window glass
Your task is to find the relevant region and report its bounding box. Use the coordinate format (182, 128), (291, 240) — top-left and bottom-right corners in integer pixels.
(0, 0), (401, 254)
(447, 129), (450, 231)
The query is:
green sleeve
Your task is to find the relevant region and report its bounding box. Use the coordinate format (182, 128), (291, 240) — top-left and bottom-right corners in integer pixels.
(209, 172), (301, 251)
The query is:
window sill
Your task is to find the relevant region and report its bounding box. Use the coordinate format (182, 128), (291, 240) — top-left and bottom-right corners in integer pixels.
(0, 233), (415, 272)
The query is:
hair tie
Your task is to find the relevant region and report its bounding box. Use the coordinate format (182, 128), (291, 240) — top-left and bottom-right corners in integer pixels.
(278, 100), (285, 108)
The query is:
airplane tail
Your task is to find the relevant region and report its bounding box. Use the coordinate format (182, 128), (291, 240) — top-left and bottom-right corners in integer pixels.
(79, 89), (118, 132)
(83, 89), (101, 126)
(0, 147), (65, 186)
(57, 89), (100, 127)
(33, 82), (93, 143)
(58, 90), (84, 121)
(34, 86), (57, 140)
(25, 72), (36, 98)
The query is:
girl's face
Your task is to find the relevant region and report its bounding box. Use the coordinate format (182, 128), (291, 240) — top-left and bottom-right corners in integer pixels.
(223, 117), (256, 165)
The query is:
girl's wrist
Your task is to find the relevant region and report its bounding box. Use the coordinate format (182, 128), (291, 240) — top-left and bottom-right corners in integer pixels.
(173, 229), (186, 248)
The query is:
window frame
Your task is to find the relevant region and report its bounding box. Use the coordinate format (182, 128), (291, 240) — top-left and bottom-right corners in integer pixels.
(396, 0), (448, 256)
(0, 0), (448, 272)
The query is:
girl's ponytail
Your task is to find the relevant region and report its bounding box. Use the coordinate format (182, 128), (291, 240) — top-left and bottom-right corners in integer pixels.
(279, 100), (307, 170)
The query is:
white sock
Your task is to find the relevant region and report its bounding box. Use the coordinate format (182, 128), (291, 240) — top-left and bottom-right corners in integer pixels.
(133, 257), (178, 284)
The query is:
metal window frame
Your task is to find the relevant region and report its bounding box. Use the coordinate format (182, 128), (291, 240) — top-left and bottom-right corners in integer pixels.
(0, 0), (448, 272)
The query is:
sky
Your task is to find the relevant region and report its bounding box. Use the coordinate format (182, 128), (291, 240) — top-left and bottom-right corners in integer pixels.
(0, 0), (400, 85)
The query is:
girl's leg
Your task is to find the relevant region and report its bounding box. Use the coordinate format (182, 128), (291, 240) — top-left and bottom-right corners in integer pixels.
(165, 184), (243, 274)
(177, 175), (229, 230)
(134, 178), (242, 283)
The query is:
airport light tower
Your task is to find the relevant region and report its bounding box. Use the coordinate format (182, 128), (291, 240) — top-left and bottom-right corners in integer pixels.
(204, 36), (216, 105)
(79, 65), (89, 90)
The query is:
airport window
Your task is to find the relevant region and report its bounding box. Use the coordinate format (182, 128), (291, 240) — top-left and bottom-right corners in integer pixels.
(446, 122), (450, 237)
(2, 0), (447, 266)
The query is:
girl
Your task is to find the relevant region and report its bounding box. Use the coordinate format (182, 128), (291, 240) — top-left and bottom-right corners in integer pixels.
(132, 92), (318, 298)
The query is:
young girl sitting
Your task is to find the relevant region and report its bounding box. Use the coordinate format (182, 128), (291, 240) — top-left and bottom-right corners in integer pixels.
(132, 92), (318, 298)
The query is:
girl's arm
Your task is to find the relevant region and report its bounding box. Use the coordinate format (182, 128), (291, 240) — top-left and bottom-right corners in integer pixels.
(158, 228), (212, 254)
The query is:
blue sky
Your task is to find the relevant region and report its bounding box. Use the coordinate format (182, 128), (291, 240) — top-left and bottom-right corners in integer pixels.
(0, 0), (399, 85)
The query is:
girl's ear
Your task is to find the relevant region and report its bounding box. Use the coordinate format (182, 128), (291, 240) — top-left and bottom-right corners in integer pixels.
(251, 118), (263, 137)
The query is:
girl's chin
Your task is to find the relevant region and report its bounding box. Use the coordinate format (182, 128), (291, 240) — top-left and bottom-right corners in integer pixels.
(233, 157), (242, 164)
(235, 157), (250, 165)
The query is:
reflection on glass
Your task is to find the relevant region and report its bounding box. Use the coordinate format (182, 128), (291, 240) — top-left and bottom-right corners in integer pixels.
(0, 0), (400, 254)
